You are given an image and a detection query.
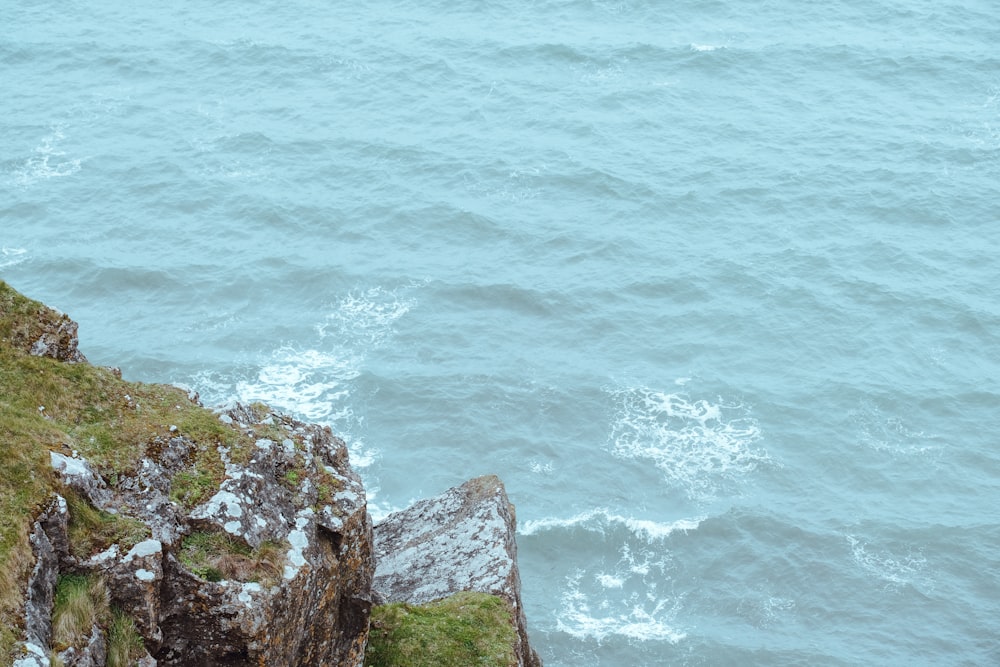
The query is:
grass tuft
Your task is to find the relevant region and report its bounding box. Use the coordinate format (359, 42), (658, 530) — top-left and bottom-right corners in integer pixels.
(51, 574), (110, 652)
(65, 489), (149, 560)
(179, 531), (284, 585)
(365, 592), (518, 667)
(106, 609), (145, 667)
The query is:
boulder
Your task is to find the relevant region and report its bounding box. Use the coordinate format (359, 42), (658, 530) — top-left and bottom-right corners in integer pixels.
(372, 475), (541, 667)
(151, 409), (373, 667)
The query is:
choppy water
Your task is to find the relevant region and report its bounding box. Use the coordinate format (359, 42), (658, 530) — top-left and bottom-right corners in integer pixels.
(4, 1), (1000, 664)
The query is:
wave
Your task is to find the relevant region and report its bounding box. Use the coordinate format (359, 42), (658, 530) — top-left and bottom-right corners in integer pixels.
(0, 247), (28, 270)
(556, 569), (687, 644)
(607, 386), (768, 501)
(194, 284), (418, 471)
(846, 535), (930, 591)
(521, 508), (703, 542)
(9, 126), (82, 187)
(849, 398), (940, 457)
(315, 286), (416, 349)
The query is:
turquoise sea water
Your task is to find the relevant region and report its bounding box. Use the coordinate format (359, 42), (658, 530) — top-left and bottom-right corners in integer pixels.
(4, 1), (1000, 664)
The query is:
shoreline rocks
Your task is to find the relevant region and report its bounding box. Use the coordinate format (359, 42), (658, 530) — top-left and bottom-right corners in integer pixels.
(373, 476), (542, 667)
(1, 281), (541, 666)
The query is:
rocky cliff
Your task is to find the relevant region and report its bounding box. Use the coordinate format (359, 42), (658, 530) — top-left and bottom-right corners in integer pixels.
(0, 281), (539, 667)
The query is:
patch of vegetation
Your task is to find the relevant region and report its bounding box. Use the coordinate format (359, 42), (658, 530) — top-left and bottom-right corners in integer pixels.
(365, 592), (518, 667)
(0, 394), (61, 662)
(51, 574), (110, 653)
(178, 530), (284, 585)
(169, 467), (218, 509)
(282, 469), (301, 489)
(106, 608), (145, 667)
(0, 280), (264, 659)
(65, 489), (149, 560)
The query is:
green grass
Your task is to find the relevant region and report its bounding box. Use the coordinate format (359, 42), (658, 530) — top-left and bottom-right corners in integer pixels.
(365, 592), (518, 667)
(65, 490), (149, 560)
(106, 609), (145, 667)
(178, 530), (285, 585)
(0, 280), (262, 660)
(51, 574), (110, 653)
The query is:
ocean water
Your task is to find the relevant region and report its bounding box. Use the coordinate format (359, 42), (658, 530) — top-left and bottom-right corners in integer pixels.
(3, 0), (1000, 664)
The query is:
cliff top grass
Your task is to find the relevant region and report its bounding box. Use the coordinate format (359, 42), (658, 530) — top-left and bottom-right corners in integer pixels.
(0, 280), (260, 660)
(365, 592), (518, 667)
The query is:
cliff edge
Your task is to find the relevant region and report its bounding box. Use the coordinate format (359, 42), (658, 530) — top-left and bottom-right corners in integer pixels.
(0, 281), (540, 667)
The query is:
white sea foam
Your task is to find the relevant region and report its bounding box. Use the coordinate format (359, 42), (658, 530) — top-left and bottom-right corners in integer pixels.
(315, 286), (415, 348)
(736, 591), (796, 628)
(12, 127), (82, 187)
(199, 284), (415, 423)
(690, 43), (724, 52)
(850, 400), (938, 457)
(608, 387), (767, 501)
(847, 535), (930, 590)
(234, 347), (358, 423)
(0, 247), (28, 269)
(521, 508), (703, 542)
(556, 570), (687, 643)
(528, 457), (554, 475)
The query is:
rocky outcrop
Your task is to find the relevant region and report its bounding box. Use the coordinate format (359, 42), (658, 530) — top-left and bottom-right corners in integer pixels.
(152, 409), (373, 666)
(2, 281), (542, 667)
(54, 408), (374, 667)
(373, 475), (542, 667)
(0, 289), (87, 363)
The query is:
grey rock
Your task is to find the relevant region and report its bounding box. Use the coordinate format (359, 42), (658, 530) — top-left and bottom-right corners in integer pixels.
(153, 407), (374, 667)
(20, 496), (68, 652)
(11, 641), (50, 667)
(373, 475), (542, 667)
(49, 451), (114, 511)
(56, 624), (107, 667)
(28, 310), (87, 363)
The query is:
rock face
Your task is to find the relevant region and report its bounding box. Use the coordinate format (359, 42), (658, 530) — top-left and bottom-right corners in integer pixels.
(68, 408), (372, 667)
(373, 476), (542, 667)
(16, 407), (374, 667)
(152, 410), (373, 667)
(13, 498), (68, 667)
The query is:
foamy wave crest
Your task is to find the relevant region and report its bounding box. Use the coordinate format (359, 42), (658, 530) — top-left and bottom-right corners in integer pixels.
(850, 400), (939, 457)
(0, 247), (28, 269)
(521, 508), (702, 542)
(233, 347), (358, 423)
(847, 535), (930, 591)
(194, 285), (418, 471)
(608, 387), (767, 501)
(557, 570), (686, 644)
(316, 286), (415, 348)
(12, 127), (82, 187)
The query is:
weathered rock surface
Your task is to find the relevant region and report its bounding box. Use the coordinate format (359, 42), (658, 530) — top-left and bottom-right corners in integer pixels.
(152, 409), (373, 667)
(55, 624), (106, 667)
(373, 475), (542, 667)
(13, 497), (68, 667)
(22, 404), (375, 667)
(4, 296), (87, 363)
